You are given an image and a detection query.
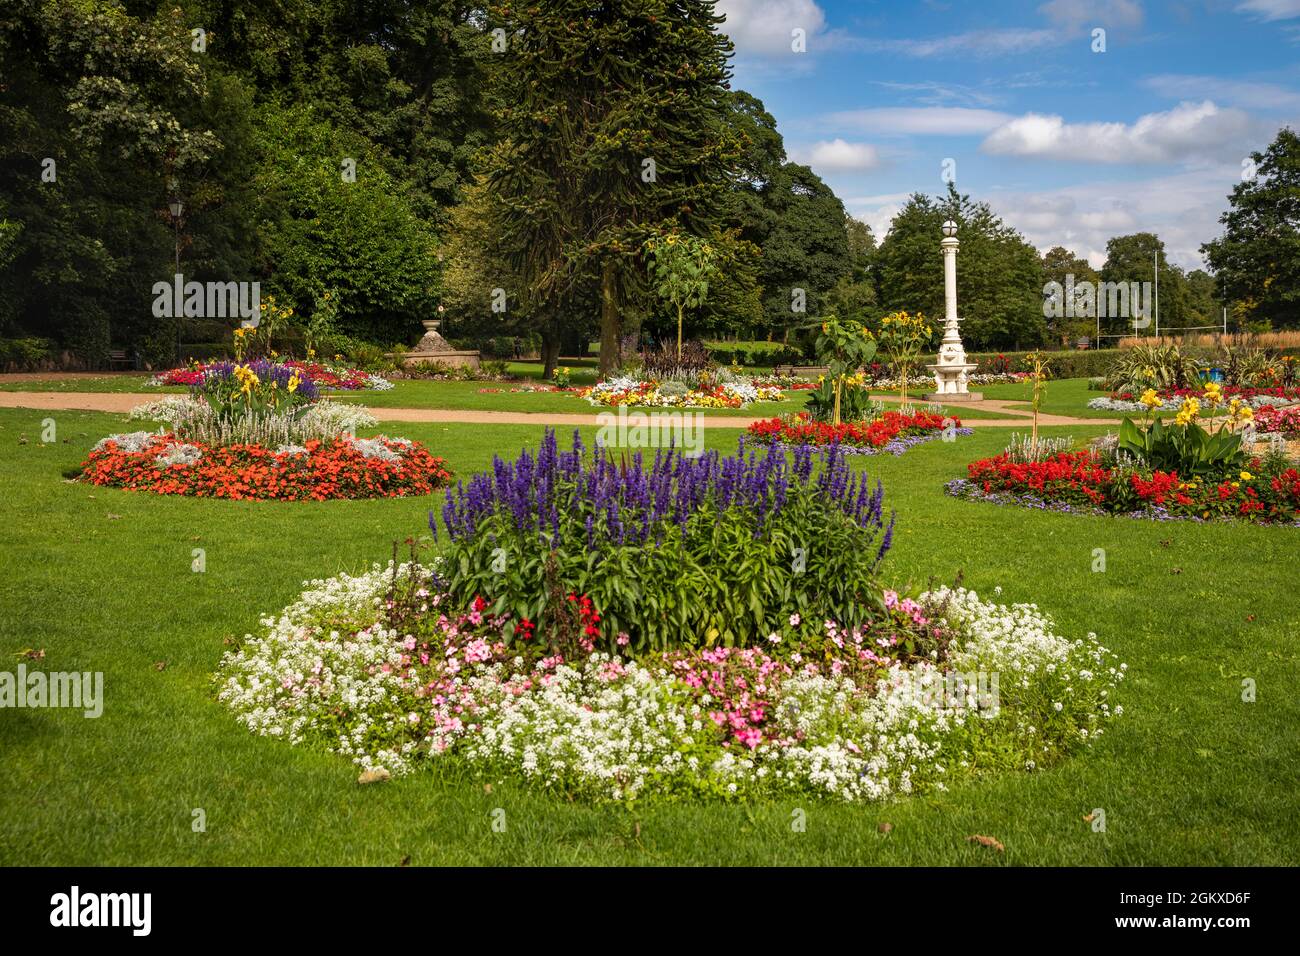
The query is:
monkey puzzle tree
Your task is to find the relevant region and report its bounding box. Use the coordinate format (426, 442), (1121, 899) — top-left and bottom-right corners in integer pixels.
(482, 1), (738, 375)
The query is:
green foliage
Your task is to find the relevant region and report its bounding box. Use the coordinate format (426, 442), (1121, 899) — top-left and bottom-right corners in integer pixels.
(875, 183), (1045, 350)
(811, 313), (878, 425)
(252, 104), (439, 345)
(1104, 343), (1201, 392)
(0, 336), (55, 369)
(1118, 417), (1245, 477)
(480, 0), (739, 373)
(439, 436), (890, 652)
(805, 378), (876, 423)
(644, 233), (720, 355)
(1201, 127), (1300, 330)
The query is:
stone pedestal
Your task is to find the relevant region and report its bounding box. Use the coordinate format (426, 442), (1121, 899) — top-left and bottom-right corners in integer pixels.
(396, 318), (481, 369)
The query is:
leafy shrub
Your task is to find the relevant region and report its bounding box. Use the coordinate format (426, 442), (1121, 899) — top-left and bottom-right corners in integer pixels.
(1117, 417), (1246, 478)
(0, 336), (54, 370)
(804, 378), (877, 423)
(1104, 343), (1201, 392)
(436, 431), (895, 651)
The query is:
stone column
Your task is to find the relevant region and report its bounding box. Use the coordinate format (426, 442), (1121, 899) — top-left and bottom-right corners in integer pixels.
(942, 235), (959, 323)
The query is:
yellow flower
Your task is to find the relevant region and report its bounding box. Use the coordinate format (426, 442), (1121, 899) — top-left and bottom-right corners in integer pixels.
(287, 372), (300, 394)
(307, 348), (316, 358)
(1240, 471), (1253, 481)
(1140, 388), (1161, 409)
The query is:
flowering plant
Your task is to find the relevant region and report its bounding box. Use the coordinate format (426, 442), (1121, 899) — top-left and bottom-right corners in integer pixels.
(581, 377), (781, 409)
(873, 310), (933, 403)
(747, 409), (966, 455)
(434, 431), (895, 651)
(218, 563), (1126, 803)
(80, 433), (452, 501)
(150, 359), (391, 392)
(951, 449), (1300, 524)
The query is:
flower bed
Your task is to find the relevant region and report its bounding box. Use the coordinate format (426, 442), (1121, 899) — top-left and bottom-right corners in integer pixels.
(80, 432), (452, 501)
(747, 410), (970, 455)
(149, 359), (392, 391)
(948, 450), (1300, 524)
(217, 561), (1125, 802)
(1254, 403), (1300, 439)
(1088, 384), (1299, 413)
(582, 377), (784, 409)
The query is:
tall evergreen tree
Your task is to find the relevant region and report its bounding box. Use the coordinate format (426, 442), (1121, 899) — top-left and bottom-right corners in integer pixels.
(481, 0), (739, 374)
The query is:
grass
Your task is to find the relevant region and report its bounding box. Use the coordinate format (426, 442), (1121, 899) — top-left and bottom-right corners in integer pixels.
(0, 369), (1014, 420)
(1, 403), (1296, 865)
(979, 376), (1136, 419)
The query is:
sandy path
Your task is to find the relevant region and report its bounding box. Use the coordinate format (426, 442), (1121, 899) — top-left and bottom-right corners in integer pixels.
(0, 389), (1119, 428)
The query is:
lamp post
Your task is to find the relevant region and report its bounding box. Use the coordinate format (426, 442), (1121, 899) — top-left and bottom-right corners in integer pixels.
(924, 219), (982, 402)
(169, 198), (184, 367)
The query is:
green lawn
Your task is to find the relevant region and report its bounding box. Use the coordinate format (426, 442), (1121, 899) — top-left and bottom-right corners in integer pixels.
(2, 404), (1296, 865)
(0, 370), (1014, 420)
(978, 376), (1136, 420)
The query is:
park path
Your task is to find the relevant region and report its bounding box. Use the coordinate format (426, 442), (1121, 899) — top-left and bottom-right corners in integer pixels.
(0, 388), (1118, 428)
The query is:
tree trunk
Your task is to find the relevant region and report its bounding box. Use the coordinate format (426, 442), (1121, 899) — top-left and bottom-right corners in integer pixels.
(598, 259), (620, 377)
(541, 326), (561, 380)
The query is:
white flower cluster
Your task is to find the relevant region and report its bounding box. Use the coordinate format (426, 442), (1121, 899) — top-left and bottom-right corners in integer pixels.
(217, 571), (1127, 802)
(453, 657), (715, 801)
(365, 373), (395, 390)
(216, 563), (436, 776)
(295, 400), (377, 437)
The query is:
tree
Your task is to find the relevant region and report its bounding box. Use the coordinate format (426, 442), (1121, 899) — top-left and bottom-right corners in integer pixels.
(252, 104), (441, 345)
(1102, 233), (1186, 334)
(1201, 127), (1300, 330)
(1040, 246), (1100, 345)
(481, 1), (739, 375)
(874, 184), (1044, 350)
(644, 233), (719, 357)
(827, 215), (878, 323)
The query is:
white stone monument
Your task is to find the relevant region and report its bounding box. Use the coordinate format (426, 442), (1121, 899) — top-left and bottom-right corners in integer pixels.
(925, 220), (982, 402)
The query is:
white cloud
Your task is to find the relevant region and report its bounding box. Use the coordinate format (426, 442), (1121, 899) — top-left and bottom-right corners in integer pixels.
(986, 166), (1239, 270)
(715, 0), (828, 56)
(840, 193), (912, 240)
(826, 107), (1014, 136)
(863, 28), (1059, 58)
(1039, 0), (1144, 32)
(1144, 74), (1300, 112)
(1235, 0), (1300, 21)
(792, 139), (882, 171)
(980, 100), (1261, 164)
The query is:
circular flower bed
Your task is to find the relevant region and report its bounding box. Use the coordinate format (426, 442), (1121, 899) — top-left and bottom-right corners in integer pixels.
(217, 562), (1125, 802)
(948, 450), (1300, 525)
(747, 410), (970, 455)
(80, 432), (452, 501)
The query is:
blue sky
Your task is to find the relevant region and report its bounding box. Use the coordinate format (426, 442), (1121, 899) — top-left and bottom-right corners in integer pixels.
(716, 0), (1300, 270)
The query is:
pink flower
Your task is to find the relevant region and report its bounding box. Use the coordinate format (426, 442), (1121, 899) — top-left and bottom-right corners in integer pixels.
(789, 613), (801, 627)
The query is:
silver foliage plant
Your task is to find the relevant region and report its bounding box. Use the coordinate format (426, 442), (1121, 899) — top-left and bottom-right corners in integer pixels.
(127, 396), (378, 447)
